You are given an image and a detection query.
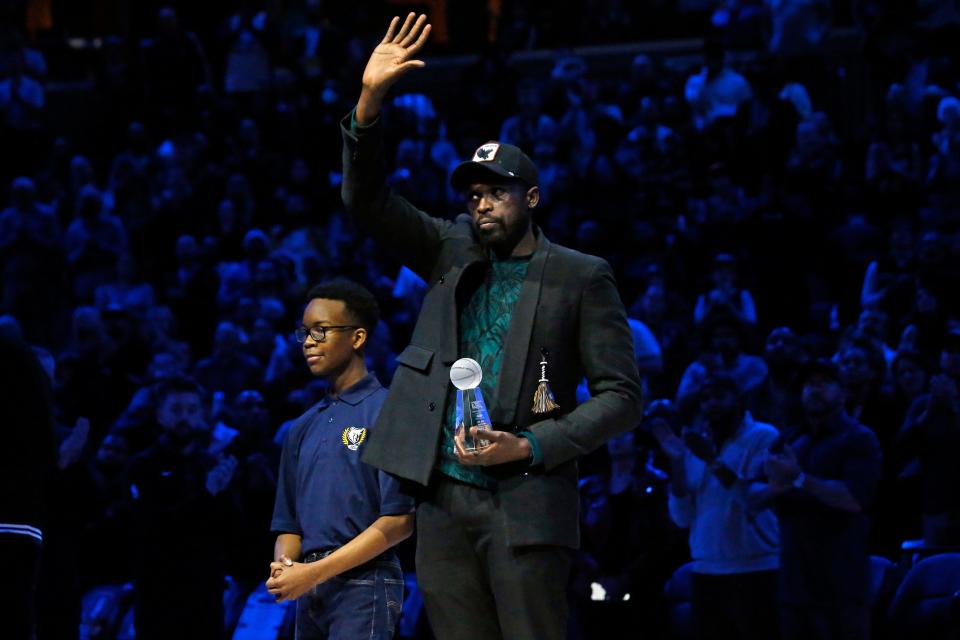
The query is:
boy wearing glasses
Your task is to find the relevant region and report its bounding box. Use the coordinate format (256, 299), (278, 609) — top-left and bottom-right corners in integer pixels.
(267, 279), (415, 639)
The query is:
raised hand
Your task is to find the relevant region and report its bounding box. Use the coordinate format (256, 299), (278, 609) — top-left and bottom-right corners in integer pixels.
(650, 422), (685, 461)
(58, 416), (90, 470)
(357, 13), (432, 124)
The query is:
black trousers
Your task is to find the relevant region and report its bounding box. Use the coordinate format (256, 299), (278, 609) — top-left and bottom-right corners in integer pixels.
(0, 533), (42, 640)
(692, 570), (781, 640)
(415, 476), (572, 640)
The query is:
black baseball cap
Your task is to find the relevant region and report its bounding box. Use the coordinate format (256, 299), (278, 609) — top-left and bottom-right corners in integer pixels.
(451, 141), (539, 191)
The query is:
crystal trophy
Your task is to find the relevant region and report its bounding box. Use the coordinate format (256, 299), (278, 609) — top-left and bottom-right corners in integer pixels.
(450, 358), (491, 452)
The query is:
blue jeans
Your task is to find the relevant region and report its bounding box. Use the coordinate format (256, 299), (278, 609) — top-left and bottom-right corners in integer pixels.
(295, 557), (404, 640)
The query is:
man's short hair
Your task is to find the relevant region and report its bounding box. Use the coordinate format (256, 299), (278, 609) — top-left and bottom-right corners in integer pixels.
(307, 279), (380, 336)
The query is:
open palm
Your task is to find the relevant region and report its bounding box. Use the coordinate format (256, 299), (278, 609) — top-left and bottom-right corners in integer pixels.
(362, 13), (432, 96)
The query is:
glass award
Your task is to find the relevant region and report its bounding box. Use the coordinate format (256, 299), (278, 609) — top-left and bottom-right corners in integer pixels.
(450, 358), (491, 452)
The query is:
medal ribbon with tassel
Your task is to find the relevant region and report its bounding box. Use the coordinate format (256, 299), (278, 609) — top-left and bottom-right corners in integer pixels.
(532, 348), (560, 414)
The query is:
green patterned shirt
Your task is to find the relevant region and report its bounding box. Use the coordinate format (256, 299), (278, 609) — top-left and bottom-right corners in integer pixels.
(438, 254), (531, 487)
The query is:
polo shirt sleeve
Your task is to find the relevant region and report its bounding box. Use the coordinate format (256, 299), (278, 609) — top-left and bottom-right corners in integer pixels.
(270, 425), (302, 535)
(377, 469), (416, 517)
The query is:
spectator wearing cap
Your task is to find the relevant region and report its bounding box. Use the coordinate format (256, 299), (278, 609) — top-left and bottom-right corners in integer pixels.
(652, 373), (780, 640)
(897, 327), (960, 546)
(754, 359), (882, 640)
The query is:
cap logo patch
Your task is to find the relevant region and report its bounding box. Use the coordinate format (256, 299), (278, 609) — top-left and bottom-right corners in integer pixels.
(473, 143), (499, 162)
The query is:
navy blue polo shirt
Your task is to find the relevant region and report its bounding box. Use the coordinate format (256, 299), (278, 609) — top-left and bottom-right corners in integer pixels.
(775, 413), (882, 606)
(271, 373), (414, 555)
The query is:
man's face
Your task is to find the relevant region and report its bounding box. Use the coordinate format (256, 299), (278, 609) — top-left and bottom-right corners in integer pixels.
(234, 390), (270, 437)
(895, 358), (927, 397)
(802, 374), (844, 417)
(941, 346), (960, 379)
(765, 327), (800, 367)
(711, 325), (740, 358)
(839, 347), (875, 387)
(857, 310), (886, 339)
(465, 181), (536, 251)
(157, 391), (206, 438)
(301, 298), (361, 378)
(699, 385), (739, 424)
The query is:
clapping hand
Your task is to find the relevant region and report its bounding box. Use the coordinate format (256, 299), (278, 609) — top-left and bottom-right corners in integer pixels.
(764, 445), (801, 489)
(205, 454), (238, 496)
(650, 422), (685, 461)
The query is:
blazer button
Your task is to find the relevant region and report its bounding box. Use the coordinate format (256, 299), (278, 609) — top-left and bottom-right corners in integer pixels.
(428, 401), (436, 411)
(439, 275), (445, 284)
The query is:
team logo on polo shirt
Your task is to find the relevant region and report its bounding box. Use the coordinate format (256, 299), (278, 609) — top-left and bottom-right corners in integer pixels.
(341, 427), (367, 451)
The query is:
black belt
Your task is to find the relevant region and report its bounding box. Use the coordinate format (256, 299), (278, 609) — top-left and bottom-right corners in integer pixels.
(302, 548), (398, 566)
(302, 549), (334, 563)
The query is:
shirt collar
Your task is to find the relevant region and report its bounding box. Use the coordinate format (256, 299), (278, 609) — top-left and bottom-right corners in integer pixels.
(316, 372), (381, 410)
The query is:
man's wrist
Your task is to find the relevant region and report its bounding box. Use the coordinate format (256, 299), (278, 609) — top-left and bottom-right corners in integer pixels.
(517, 431), (543, 466)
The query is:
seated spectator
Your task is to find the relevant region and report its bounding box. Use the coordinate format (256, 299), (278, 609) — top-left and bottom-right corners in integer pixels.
(897, 328), (960, 546)
(757, 360), (882, 640)
(0, 176), (62, 342)
(767, 0), (831, 55)
(222, 9), (275, 95)
(684, 40), (753, 131)
(0, 49), (45, 131)
(499, 81), (558, 156)
(747, 327), (807, 433)
(677, 312), (768, 416)
(837, 337), (896, 438)
(193, 321), (264, 399)
(860, 224), (916, 326)
(653, 374), (780, 640)
(94, 252), (156, 317)
(890, 349), (931, 422)
(139, 7), (210, 115)
(65, 186), (128, 301)
(694, 253), (757, 327)
(126, 376), (237, 640)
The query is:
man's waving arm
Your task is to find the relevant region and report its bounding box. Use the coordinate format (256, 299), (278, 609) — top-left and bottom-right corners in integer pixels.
(341, 14), (447, 279)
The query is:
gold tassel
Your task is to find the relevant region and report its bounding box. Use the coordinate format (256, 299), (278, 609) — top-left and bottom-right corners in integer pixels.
(532, 349), (560, 414)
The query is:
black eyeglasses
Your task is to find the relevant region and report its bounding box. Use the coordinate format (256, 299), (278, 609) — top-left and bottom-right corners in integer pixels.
(294, 325), (358, 343)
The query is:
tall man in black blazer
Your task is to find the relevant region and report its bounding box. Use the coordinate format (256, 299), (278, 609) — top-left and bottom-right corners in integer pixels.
(342, 14), (643, 640)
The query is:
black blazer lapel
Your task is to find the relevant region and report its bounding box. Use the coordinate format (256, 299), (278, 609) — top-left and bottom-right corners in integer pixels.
(490, 230), (552, 427)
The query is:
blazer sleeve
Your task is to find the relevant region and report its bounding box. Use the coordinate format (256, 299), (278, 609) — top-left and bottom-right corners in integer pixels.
(526, 259), (644, 470)
(340, 111), (451, 280)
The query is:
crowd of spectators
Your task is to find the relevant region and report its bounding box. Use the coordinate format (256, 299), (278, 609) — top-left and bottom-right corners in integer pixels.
(3, 0), (960, 638)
